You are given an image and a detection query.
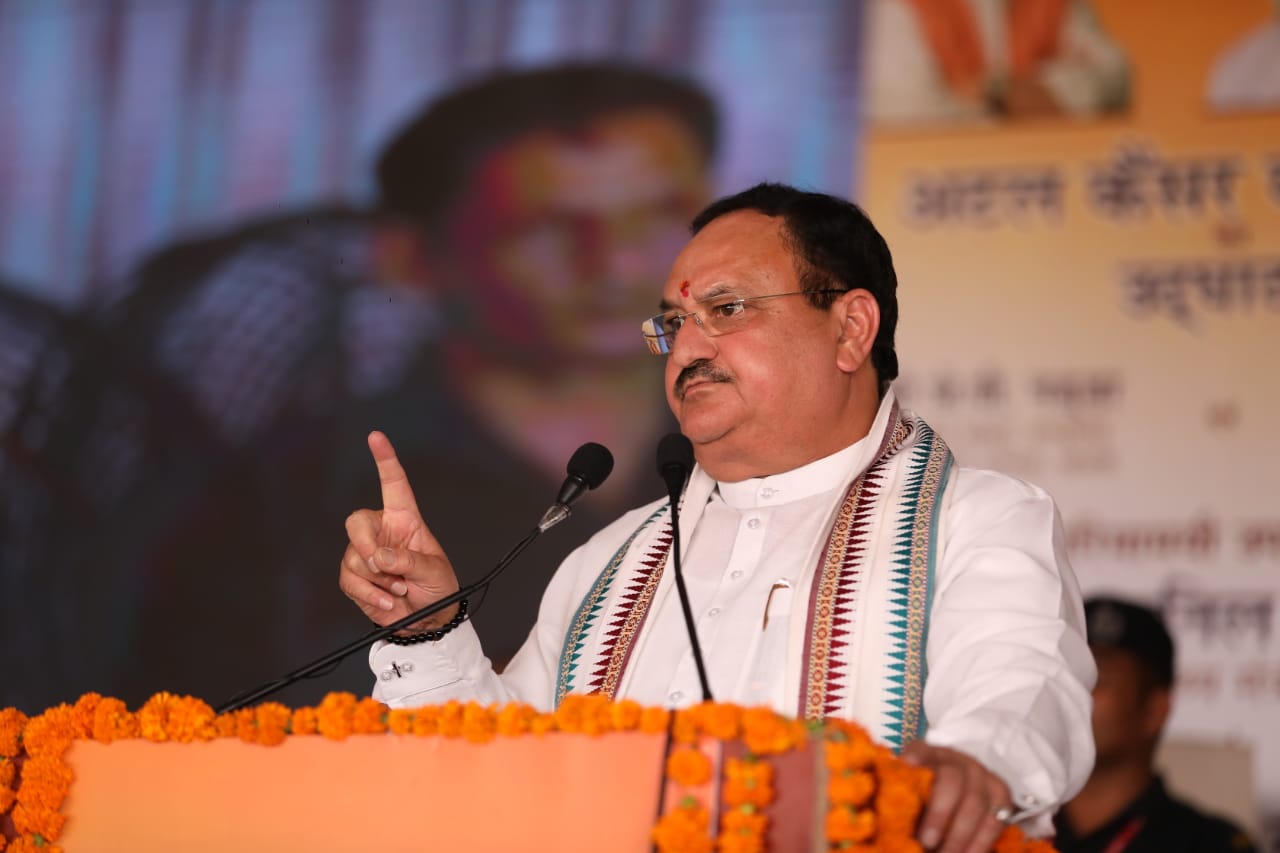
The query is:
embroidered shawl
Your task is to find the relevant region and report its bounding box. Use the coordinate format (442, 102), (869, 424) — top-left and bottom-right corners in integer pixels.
(555, 402), (954, 750)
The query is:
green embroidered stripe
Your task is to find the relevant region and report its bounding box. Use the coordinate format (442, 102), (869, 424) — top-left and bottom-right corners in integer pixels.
(555, 505), (667, 706)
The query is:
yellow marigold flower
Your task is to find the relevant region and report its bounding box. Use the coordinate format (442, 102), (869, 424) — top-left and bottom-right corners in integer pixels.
(666, 746), (713, 787)
(826, 806), (875, 844)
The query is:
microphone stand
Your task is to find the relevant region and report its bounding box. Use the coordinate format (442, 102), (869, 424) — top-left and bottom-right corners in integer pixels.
(215, 526), (542, 714)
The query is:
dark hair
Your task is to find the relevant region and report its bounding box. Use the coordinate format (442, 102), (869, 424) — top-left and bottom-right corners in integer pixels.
(376, 63), (718, 228)
(1084, 597), (1176, 689)
(690, 183), (899, 395)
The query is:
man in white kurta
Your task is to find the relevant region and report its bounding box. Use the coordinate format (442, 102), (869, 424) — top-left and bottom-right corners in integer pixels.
(339, 183), (1095, 850)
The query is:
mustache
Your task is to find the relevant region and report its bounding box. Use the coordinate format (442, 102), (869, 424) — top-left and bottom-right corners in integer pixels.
(675, 360), (731, 399)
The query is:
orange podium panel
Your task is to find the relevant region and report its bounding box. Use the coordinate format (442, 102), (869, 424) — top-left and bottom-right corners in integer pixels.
(58, 731), (668, 851)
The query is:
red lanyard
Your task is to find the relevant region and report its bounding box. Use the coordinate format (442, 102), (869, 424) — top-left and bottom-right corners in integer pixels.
(1102, 816), (1146, 853)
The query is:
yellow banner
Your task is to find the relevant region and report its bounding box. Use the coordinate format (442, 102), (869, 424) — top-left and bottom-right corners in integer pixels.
(863, 0), (1280, 840)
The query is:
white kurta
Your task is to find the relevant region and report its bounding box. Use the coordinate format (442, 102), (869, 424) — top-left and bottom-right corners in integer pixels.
(369, 392), (1095, 832)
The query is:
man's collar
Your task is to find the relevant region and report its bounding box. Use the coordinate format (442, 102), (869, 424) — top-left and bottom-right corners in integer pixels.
(714, 389), (898, 510)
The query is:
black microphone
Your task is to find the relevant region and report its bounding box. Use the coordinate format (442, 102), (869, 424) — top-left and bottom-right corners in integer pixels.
(215, 442), (613, 714)
(656, 433), (713, 703)
(539, 442), (614, 532)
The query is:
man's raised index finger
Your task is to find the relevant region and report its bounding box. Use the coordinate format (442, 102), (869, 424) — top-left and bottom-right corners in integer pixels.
(367, 430), (421, 514)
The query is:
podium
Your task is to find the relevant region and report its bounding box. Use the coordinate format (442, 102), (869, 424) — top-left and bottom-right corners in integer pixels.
(0, 693), (1052, 851)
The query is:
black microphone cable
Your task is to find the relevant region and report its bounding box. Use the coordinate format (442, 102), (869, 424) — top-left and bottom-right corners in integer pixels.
(656, 433), (713, 703)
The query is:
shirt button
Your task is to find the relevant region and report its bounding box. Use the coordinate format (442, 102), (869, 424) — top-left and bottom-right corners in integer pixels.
(760, 487), (776, 499)
(746, 517), (761, 529)
(730, 570), (744, 580)
(708, 607), (721, 617)
(669, 691), (685, 703)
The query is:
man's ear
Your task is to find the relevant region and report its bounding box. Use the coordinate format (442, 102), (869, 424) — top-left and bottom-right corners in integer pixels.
(834, 288), (880, 374)
(1141, 686), (1173, 740)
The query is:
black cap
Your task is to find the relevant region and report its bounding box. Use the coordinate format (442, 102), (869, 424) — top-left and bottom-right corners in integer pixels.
(1084, 597), (1175, 686)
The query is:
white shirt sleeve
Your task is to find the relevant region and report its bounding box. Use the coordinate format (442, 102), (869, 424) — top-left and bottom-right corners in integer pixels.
(923, 467), (1097, 835)
(367, 505), (658, 710)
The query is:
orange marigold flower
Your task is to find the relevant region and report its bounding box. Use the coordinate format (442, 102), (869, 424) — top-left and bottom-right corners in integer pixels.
(495, 703), (536, 737)
(529, 713), (556, 736)
(826, 805), (876, 844)
(12, 802), (68, 842)
(1, 762), (16, 813)
(640, 706), (671, 735)
(254, 703), (292, 747)
(716, 831), (765, 853)
(824, 736), (878, 774)
(671, 710), (699, 745)
(828, 770), (876, 807)
(874, 777), (925, 837)
(412, 706), (440, 737)
(871, 837), (923, 853)
(690, 703), (740, 741)
(290, 707), (318, 736)
(71, 693), (103, 736)
(652, 802), (714, 853)
(20, 705), (78, 761)
(316, 693), (359, 741)
(0, 708), (28, 758)
(740, 707), (805, 756)
(386, 708), (415, 735)
(666, 746), (713, 787)
(994, 827), (1056, 853)
(609, 699), (643, 731)
(353, 697), (388, 735)
(435, 701), (464, 738)
(91, 697), (139, 743)
(460, 703), (496, 744)
(137, 693), (217, 743)
(722, 759), (774, 809)
(720, 805), (768, 836)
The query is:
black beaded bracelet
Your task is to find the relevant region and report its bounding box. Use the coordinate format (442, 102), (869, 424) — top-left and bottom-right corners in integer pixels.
(385, 598), (469, 646)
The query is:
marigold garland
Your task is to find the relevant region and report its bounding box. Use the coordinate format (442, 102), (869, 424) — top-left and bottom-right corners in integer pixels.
(0, 693), (1057, 852)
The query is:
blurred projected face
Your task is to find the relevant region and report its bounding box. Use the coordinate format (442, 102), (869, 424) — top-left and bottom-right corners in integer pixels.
(443, 110), (709, 367)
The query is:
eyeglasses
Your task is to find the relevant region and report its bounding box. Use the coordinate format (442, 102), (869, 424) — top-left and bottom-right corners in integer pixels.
(640, 289), (844, 355)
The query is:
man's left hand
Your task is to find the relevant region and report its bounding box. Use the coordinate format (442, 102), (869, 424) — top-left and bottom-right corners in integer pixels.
(901, 741), (1012, 853)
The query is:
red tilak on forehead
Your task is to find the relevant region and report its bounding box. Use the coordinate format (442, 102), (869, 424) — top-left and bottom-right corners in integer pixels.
(680, 281), (690, 297)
